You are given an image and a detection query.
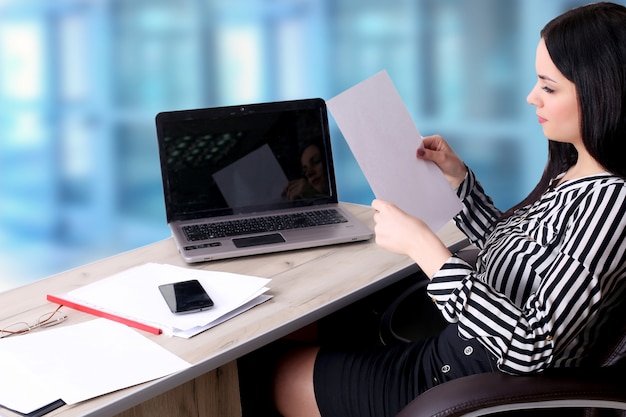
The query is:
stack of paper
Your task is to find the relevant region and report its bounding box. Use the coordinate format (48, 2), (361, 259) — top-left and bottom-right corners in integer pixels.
(0, 318), (191, 416)
(48, 263), (272, 338)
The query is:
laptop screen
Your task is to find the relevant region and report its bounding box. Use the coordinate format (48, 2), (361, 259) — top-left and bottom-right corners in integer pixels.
(156, 99), (339, 222)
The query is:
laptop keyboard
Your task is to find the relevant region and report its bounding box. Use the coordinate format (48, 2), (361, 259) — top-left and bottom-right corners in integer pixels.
(182, 209), (348, 241)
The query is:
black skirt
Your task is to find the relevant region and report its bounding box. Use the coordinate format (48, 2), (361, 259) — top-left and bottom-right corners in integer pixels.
(312, 324), (497, 417)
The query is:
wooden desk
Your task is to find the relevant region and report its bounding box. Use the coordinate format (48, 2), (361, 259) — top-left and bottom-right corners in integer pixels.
(0, 203), (467, 417)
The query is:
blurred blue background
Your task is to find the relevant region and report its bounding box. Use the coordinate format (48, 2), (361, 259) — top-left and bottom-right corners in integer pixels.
(2, 0), (621, 292)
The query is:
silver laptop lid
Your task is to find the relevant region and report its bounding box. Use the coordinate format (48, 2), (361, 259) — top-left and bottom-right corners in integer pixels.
(155, 98), (339, 224)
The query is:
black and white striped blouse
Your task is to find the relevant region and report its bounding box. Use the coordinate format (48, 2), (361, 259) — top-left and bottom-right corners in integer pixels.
(427, 169), (626, 374)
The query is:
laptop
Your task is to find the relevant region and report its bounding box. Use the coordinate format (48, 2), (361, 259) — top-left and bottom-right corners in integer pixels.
(155, 98), (373, 263)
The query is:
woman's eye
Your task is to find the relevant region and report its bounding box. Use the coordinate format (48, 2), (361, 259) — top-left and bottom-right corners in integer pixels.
(542, 86), (555, 94)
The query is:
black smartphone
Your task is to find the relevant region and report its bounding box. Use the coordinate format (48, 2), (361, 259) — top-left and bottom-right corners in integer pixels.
(158, 279), (214, 314)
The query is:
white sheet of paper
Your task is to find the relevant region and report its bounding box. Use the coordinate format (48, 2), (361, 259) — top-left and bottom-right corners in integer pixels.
(61, 263), (271, 334)
(174, 293), (272, 338)
(327, 70), (462, 231)
(0, 319), (191, 414)
(0, 354), (59, 414)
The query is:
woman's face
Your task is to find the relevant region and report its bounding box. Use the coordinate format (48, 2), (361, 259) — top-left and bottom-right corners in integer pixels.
(301, 144), (327, 194)
(527, 39), (582, 147)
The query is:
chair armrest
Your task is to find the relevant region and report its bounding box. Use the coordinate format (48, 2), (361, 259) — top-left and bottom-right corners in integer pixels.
(396, 366), (626, 417)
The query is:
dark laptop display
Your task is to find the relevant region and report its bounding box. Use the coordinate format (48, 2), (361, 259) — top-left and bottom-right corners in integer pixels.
(155, 98), (373, 263)
(158, 99), (337, 221)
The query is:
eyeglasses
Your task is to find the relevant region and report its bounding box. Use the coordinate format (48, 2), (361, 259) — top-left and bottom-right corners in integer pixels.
(0, 305), (67, 339)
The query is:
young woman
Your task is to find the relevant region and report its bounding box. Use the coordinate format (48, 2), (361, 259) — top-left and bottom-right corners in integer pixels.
(272, 2), (626, 417)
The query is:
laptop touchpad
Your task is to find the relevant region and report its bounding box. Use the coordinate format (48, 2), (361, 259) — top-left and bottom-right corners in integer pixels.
(233, 233), (286, 248)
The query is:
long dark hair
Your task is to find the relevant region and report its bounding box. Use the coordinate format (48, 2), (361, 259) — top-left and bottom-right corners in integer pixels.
(504, 2), (626, 217)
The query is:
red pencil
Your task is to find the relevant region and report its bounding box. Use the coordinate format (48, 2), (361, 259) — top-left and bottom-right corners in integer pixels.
(47, 294), (163, 335)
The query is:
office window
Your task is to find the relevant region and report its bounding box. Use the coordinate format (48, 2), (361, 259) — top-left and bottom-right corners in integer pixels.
(112, 0), (205, 110)
(216, 24), (266, 104)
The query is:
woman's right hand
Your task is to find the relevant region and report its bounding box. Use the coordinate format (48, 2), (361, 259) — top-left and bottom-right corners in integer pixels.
(417, 135), (467, 189)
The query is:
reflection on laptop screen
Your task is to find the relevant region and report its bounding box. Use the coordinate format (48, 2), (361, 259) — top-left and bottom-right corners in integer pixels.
(158, 103), (337, 221)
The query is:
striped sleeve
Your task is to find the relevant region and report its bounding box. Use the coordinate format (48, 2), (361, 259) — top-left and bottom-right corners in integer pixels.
(428, 180), (626, 375)
(453, 169), (503, 249)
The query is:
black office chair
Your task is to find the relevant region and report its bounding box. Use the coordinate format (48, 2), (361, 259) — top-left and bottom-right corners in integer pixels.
(395, 330), (626, 417)
(379, 249), (626, 417)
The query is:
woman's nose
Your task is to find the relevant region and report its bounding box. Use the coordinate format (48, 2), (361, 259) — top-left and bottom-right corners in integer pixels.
(527, 85), (540, 107)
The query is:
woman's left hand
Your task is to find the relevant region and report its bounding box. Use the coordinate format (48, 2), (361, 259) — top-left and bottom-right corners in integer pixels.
(372, 199), (452, 278)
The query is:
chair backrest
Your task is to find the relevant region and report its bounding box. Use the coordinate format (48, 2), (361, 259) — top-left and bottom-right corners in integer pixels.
(598, 301), (626, 367)
(586, 295), (626, 368)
